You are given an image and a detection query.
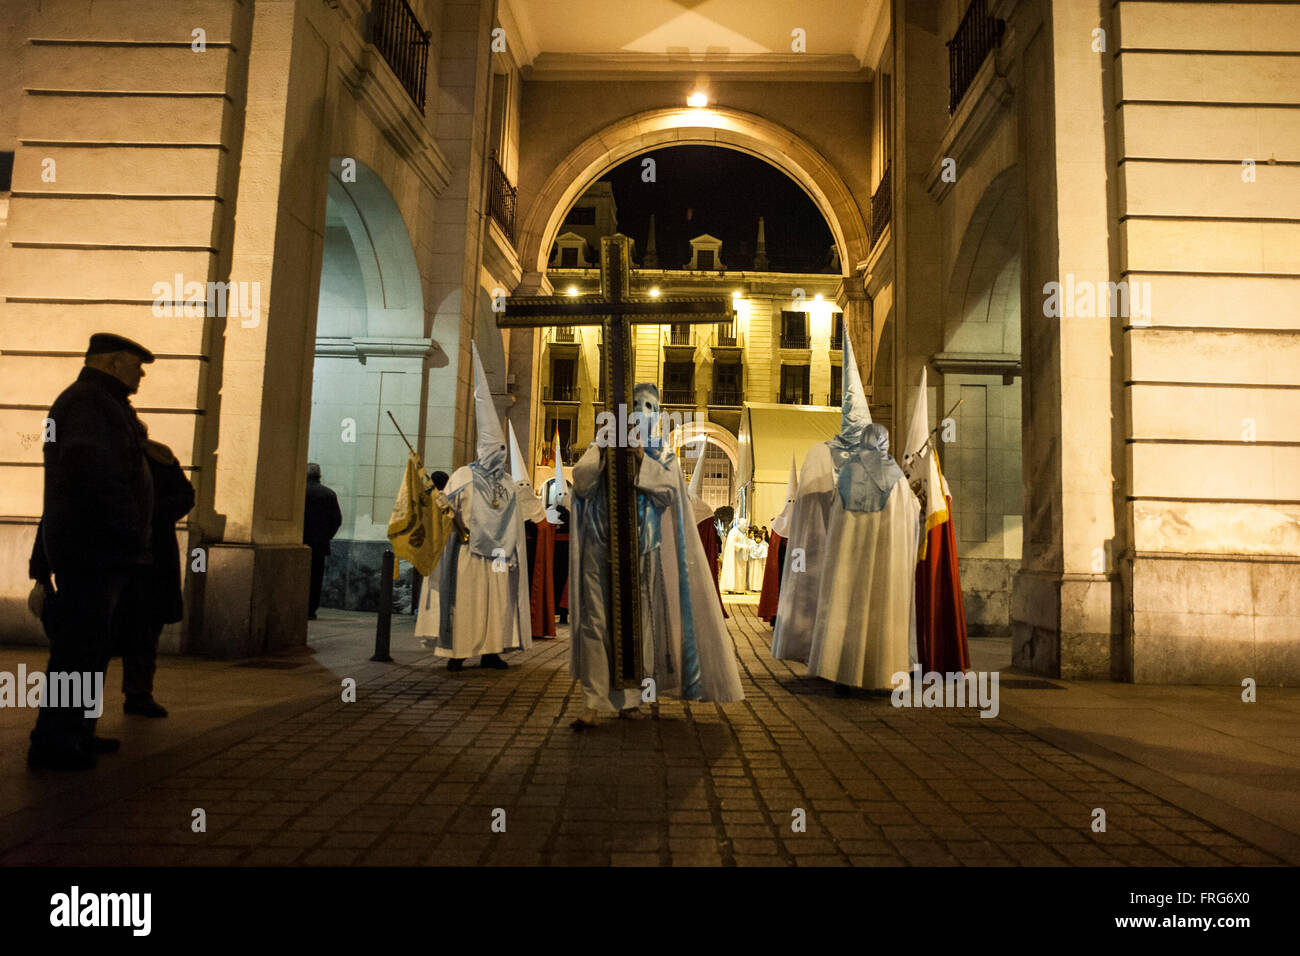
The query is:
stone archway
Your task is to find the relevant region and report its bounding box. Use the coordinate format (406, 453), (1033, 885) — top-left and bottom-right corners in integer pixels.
(515, 107), (870, 287)
(308, 157), (428, 611)
(939, 166), (1025, 637)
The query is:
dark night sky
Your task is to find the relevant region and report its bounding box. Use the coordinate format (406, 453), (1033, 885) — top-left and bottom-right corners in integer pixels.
(598, 145), (835, 274)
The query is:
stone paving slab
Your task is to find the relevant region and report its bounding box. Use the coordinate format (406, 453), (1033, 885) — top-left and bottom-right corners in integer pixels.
(0, 602), (1289, 866)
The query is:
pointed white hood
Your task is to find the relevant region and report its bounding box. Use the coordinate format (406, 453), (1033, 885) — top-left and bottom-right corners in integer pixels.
(553, 430), (566, 506)
(471, 342), (507, 472)
(837, 326), (871, 447)
(685, 453), (713, 525)
(771, 455), (799, 537)
(904, 365), (949, 530)
(507, 419), (528, 485)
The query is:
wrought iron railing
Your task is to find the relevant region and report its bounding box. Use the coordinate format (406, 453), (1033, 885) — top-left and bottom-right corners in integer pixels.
(370, 0), (431, 112)
(544, 384), (579, 402)
(871, 162), (892, 247)
(708, 389), (744, 408)
(780, 330), (810, 349)
(947, 0), (1005, 114)
(552, 326), (575, 343)
(779, 388), (810, 406)
(660, 387), (695, 406)
(488, 150), (517, 244)
(715, 322), (740, 347)
(664, 325), (693, 347)
(830, 316), (844, 351)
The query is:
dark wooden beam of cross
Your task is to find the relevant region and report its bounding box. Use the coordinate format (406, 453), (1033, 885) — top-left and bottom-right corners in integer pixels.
(498, 234), (733, 689)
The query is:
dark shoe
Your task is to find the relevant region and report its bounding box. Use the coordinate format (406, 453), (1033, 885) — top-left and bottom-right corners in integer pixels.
(125, 697), (168, 718)
(480, 654), (509, 670)
(86, 736), (120, 754)
(832, 682), (853, 698)
(446, 658), (465, 672)
(28, 745), (97, 771)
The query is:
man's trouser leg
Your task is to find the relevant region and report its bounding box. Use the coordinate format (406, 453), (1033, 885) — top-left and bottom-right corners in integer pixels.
(123, 622), (162, 700)
(309, 546), (325, 615)
(31, 571), (129, 754)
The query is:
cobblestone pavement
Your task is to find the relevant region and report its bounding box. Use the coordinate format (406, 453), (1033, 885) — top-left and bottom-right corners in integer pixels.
(0, 602), (1284, 866)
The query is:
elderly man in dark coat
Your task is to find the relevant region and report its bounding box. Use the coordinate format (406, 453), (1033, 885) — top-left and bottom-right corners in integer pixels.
(28, 333), (155, 771)
(303, 462), (343, 619)
(28, 437), (193, 719)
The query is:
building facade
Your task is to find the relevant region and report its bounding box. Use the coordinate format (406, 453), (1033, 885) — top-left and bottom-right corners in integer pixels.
(0, 0), (1294, 683)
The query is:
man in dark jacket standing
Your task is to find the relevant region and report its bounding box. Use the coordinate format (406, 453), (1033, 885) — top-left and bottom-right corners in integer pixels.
(303, 462), (342, 619)
(29, 333), (155, 771)
(28, 436), (193, 719)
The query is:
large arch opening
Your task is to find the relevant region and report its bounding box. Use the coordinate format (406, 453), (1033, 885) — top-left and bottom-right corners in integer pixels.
(307, 158), (426, 612)
(520, 126), (861, 518)
(517, 106), (869, 284)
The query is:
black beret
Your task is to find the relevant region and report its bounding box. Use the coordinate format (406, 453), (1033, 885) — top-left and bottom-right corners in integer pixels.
(86, 333), (155, 363)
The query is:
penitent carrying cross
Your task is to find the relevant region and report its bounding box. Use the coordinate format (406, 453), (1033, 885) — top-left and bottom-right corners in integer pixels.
(498, 234), (733, 690)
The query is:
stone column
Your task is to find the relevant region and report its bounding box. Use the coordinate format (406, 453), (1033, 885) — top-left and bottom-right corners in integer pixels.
(1010, 0), (1121, 678)
(190, 0), (331, 656)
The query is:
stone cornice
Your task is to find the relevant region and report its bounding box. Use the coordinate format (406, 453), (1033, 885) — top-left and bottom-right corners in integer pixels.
(925, 54), (1014, 204)
(483, 217), (523, 291)
(522, 52), (871, 82)
(862, 224), (894, 299)
(336, 19), (452, 197)
(316, 336), (435, 359)
(931, 351), (1022, 382)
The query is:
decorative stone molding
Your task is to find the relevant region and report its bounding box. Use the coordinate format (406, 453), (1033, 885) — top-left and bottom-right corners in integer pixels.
(925, 54), (1014, 204)
(483, 216), (523, 291)
(931, 351), (1021, 383)
(315, 336), (435, 360)
(861, 222), (893, 299)
(336, 19), (451, 197)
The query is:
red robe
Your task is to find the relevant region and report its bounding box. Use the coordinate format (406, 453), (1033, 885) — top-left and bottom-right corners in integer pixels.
(914, 495), (969, 672)
(696, 517), (728, 619)
(530, 520), (556, 638)
(757, 532), (785, 624)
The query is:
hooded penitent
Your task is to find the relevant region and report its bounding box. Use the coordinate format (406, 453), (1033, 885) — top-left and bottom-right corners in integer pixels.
(468, 342), (517, 558)
(827, 331), (904, 513)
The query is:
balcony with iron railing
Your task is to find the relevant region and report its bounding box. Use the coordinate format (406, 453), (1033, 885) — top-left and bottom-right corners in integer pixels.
(660, 387), (696, 406)
(779, 329), (810, 350)
(663, 325), (695, 349)
(488, 150), (517, 244)
(369, 0), (431, 112)
(547, 326), (577, 344)
(543, 384), (580, 403)
(713, 322), (743, 349)
(708, 388), (744, 408)
(948, 0), (1005, 114)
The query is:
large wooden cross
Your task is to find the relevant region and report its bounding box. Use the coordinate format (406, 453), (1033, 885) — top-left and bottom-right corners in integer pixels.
(499, 234), (733, 689)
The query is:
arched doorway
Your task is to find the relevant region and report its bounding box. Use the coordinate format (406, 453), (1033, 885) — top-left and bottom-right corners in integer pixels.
(307, 158), (427, 611)
(940, 167), (1024, 635)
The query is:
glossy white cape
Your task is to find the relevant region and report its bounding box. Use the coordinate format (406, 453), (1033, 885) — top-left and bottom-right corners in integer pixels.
(806, 476), (921, 689)
(771, 444), (835, 662)
(569, 444), (744, 713)
(431, 465), (532, 658)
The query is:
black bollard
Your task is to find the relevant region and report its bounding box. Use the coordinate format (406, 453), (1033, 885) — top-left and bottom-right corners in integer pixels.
(371, 549), (394, 662)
